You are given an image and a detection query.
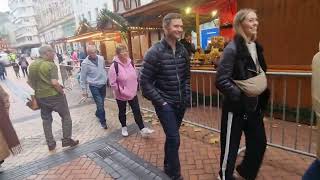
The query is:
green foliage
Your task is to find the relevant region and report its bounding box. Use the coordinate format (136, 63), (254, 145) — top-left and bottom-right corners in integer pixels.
(76, 18), (95, 35)
(96, 8), (129, 44)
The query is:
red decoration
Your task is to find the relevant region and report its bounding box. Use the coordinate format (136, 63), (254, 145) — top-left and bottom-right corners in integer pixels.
(193, 0), (237, 39)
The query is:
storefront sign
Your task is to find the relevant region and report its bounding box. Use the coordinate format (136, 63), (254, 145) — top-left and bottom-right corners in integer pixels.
(200, 28), (219, 50)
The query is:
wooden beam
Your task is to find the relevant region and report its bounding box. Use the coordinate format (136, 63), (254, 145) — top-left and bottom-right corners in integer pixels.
(196, 12), (200, 48)
(148, 31), (151, 48)
(127, 31), (133, 60)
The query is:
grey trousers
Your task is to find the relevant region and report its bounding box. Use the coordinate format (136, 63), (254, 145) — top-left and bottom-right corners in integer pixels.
(37, 94), (72, 146)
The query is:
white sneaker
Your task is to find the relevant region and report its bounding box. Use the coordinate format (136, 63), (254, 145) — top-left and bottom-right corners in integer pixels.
(121, 127), (128, 137)
(140, 127), (154, 137)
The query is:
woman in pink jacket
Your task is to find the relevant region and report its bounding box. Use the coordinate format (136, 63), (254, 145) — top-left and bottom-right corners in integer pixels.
(108, 45), (154, 137)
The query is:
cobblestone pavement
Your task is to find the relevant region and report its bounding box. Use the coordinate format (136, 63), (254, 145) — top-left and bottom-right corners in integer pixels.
(25, 156), (113, 180)
(0, 66), (129, 170)
(119, 122), (314, 180)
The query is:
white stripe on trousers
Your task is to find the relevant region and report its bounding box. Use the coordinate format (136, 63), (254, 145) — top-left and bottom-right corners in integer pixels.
(222, 112), (233, 180)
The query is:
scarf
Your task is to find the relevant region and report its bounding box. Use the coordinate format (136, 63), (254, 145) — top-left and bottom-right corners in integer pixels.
(0, 85), (21, 155)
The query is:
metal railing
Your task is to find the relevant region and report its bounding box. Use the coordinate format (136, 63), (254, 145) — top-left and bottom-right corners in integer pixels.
(59, 64), (316, 158)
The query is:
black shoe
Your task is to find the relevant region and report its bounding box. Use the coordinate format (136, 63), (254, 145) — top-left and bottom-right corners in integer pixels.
(62, 139), (79, 147)
(48, 142), (56, 151)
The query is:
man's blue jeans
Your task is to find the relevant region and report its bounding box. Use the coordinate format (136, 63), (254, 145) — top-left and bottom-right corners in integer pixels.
(155, 103), (186, 178)
(89, 84), (106, 126)
(303, 159), (320, 180)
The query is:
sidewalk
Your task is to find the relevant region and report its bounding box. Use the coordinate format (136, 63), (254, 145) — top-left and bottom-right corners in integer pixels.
(119, 120), (314, 180)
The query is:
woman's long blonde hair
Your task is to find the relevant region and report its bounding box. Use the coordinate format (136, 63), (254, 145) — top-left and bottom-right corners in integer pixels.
(233, 8), (257, 42)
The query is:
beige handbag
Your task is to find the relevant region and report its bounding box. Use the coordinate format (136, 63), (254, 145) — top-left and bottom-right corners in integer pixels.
(234, 70), (267, 97)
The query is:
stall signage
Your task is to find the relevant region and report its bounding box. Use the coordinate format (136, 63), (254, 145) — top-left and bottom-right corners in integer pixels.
(200, 28), (220, 49)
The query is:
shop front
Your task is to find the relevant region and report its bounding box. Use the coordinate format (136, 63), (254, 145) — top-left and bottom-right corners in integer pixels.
(122, 0), (320, 120)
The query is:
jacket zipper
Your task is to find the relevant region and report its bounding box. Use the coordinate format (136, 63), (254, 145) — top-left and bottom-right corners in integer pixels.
(173, 50), (182, 103)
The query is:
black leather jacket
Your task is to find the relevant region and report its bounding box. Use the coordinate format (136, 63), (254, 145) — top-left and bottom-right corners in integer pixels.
(140, 38), (191, 107)
(216, 35), (270, 112)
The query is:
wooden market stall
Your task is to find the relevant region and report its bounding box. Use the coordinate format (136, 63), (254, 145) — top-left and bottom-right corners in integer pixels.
(122, 0), (320, 122)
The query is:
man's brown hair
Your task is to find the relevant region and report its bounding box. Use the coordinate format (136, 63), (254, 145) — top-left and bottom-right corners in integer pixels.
(162, 13), (182, 28)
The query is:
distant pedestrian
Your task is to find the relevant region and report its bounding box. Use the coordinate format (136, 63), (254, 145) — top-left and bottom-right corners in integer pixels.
(303, 41), (320, 180)
(108, 45), (154, 137)
(0, 85), (21, 172)
(28, 45), (79, 151)
(19, 55), (29, 77)
(71, 50), (79, 66)
(0, 63), (6, 80)
(57, 53), (63, 64)
(80, 45), (108, 129)
(216, 9), (269, 180)
(12, 62), (20, 78)
(140, 13), (191, 180)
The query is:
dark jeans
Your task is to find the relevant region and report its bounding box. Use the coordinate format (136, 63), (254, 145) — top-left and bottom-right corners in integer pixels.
(116, 96), (144, 130)
(0, 73), (5, 80)
(21, 67), (28, 77)
(303, 159), (320, 180)
(89, 84), (106, 125)
(219, 109), (267, 180)
(155, 103), (186, 178)
(14, 70), (20, 78)
(37, 94), (72, 146)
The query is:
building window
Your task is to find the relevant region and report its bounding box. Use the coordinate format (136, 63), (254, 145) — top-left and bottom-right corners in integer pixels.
(88, 11), (91, 21)
(27, 36), (33, 41)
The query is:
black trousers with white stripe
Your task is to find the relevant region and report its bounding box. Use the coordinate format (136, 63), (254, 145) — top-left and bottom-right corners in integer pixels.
(219, 107), (267, 180)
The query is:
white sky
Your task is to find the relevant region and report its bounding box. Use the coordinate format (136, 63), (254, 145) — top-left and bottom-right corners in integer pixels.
(0, 0), (10, 12)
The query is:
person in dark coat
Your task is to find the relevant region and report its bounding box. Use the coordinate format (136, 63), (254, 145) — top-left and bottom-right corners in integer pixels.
(140, 13), (190, 180)
(180, 33), (195, 57)
(216, 9), (270, 180)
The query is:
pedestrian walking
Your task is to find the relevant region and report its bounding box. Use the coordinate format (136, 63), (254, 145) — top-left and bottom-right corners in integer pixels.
(12, 62), (20, 78)
(57, 53), (63, 64)
(80, 45), (108, 129)
(71, 50), (79, 66)
(0, 63), (6, 80)
(216, 9), (270, 180)
(19, 55), (29, 77)
(0, 85), (21, 172)
(303, 41), (320, 180)
(108, 45), (154, 137)
(28, 45), (79, 151)
(140, 13), (191, 180)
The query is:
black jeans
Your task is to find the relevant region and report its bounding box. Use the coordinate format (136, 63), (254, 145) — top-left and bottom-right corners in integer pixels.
(116, 96), (144, 130)
(89, 85), (107, 125)
(21, 67), (28, 77)
(219, 108), (267, 180)
(155, 103), (186, 178)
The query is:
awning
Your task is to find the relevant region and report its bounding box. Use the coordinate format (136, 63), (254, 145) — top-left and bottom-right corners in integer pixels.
(67, 30), (122, 43)
(122, 0), (235, 28)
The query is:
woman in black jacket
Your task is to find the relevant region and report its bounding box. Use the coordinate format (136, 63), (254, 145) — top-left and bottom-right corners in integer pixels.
(216, 9), (270, 180)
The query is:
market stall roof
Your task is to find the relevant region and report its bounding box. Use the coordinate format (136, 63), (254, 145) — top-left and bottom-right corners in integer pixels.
(122, 0), (232, 28)
(67, 30), (121, 43)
